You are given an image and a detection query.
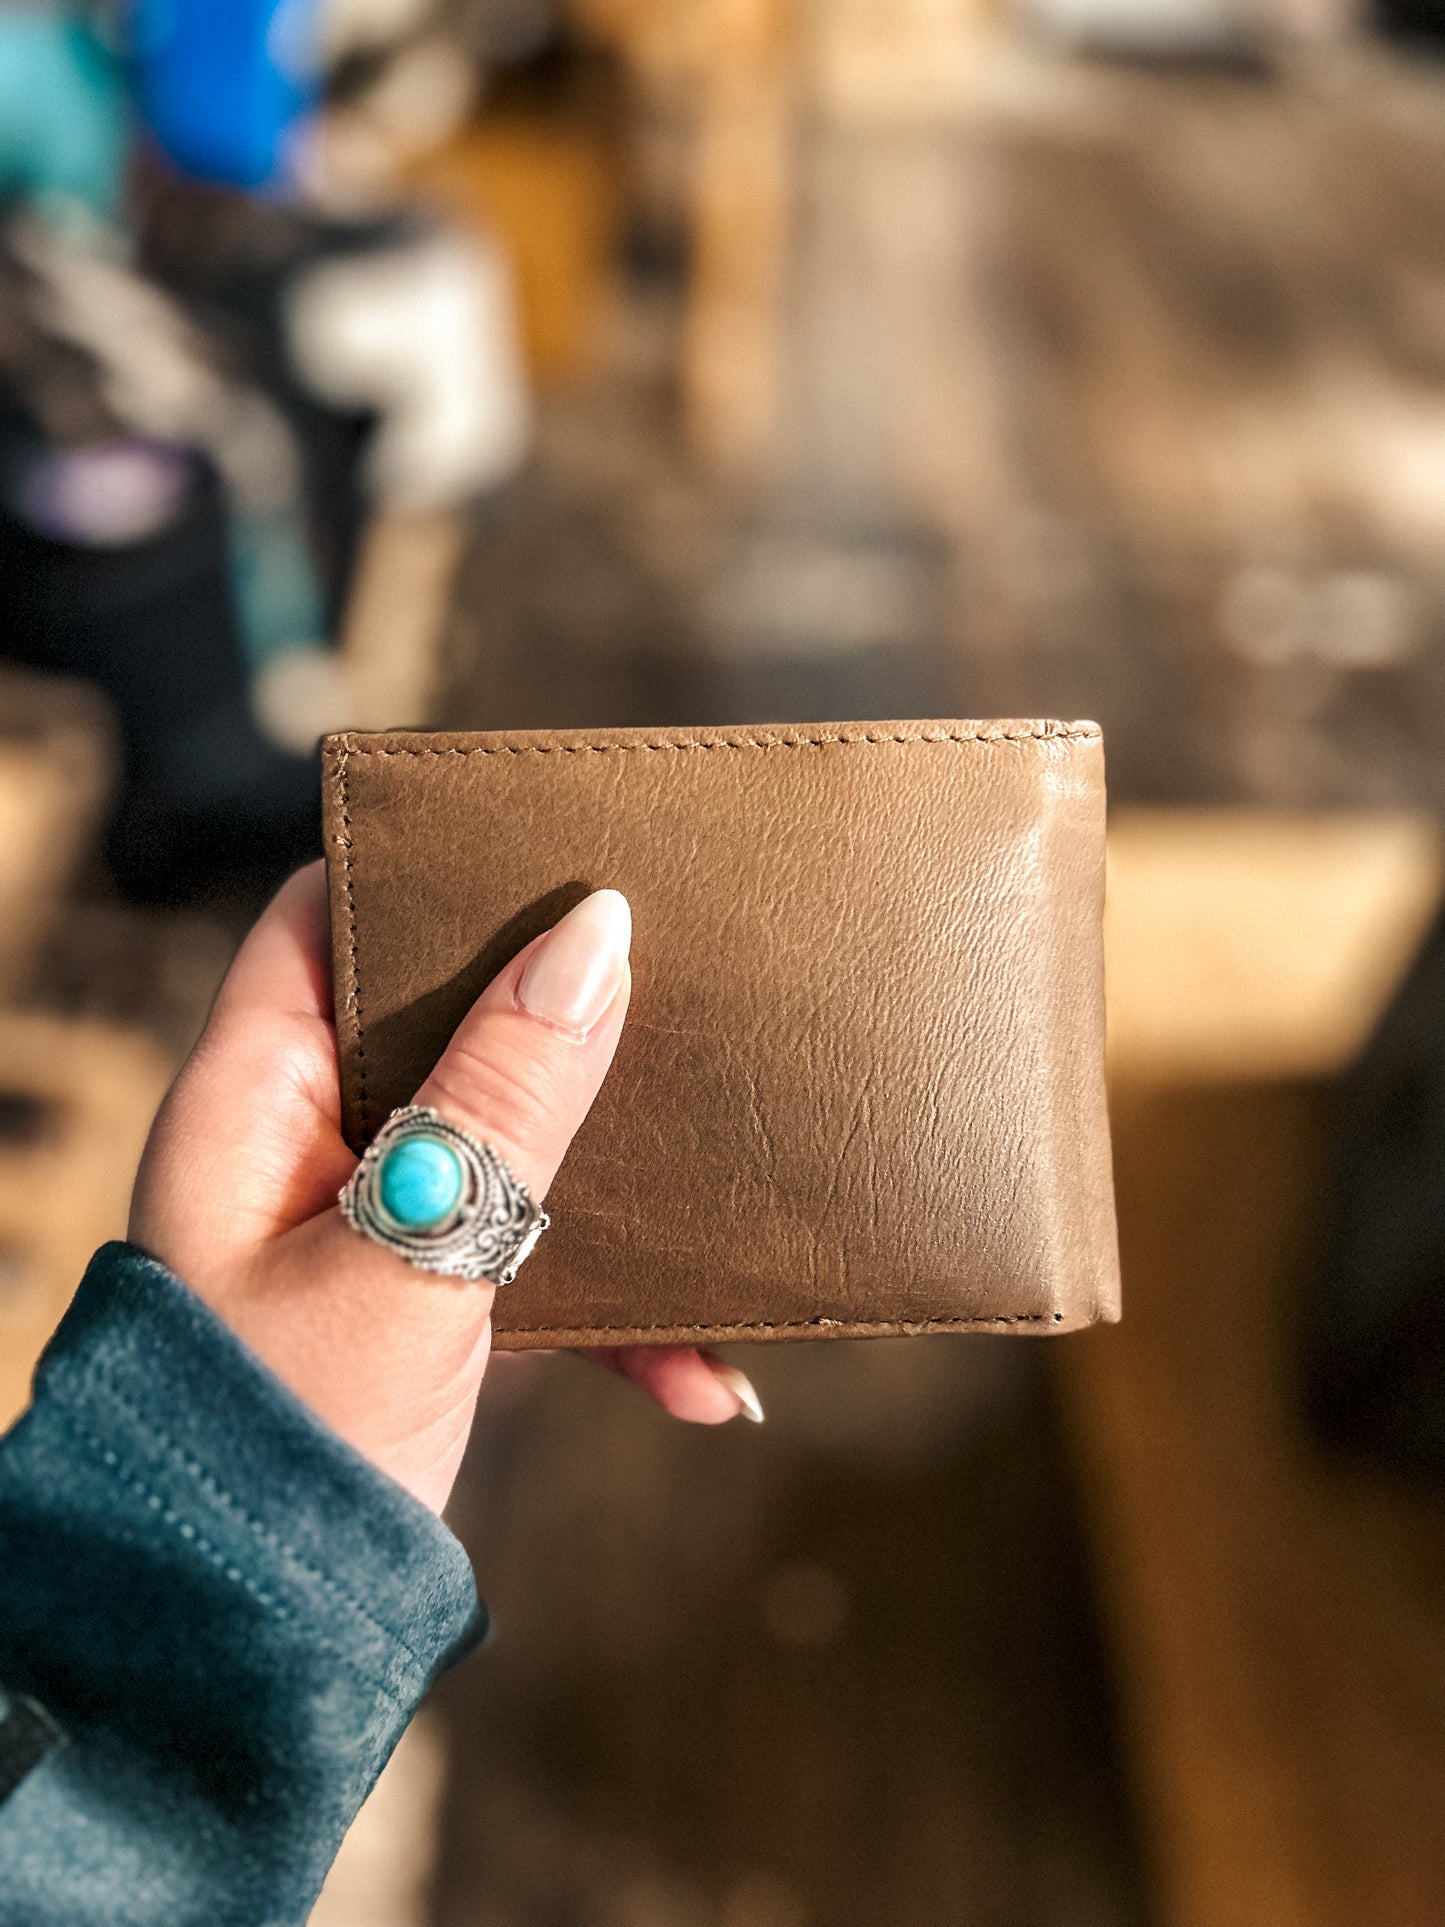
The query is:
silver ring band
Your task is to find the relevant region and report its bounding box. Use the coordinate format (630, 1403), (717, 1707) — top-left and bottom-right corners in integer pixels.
(339, 1105), (549, 1285)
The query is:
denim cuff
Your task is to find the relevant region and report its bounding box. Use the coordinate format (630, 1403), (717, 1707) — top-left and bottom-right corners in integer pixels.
(30, 1241), (484, 1693)
(0, 1241), (484, 1925)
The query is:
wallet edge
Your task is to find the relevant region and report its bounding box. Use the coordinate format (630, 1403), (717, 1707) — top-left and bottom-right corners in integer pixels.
(321, 721), (1120, 1338)
(490, 1309), (1112, 1349)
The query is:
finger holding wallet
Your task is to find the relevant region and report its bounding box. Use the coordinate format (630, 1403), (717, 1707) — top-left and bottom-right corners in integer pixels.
(129, 863), (761, 1516)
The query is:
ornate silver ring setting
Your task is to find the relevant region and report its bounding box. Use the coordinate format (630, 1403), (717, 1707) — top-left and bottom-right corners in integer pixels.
(339, 1105), (548, 1285)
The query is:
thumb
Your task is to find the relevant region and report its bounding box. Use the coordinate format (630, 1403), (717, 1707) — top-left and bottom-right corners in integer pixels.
(226, 890), (632, 1511)
(410, 886), (632, 1207)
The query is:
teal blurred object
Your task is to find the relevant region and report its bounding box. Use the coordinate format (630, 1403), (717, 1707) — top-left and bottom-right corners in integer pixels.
(0, 12), (129, 222)
(228, 510), (327, 668)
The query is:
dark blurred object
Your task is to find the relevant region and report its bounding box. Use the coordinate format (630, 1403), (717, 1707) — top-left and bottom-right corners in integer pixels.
(0, 217), (319, 906)
(137, 172), (529, 622)
(0, 453), (317, 905)
(1309, 907), (1445, 1479)
(1373, 0), (1445, 47)
(135, 173), (390, 616)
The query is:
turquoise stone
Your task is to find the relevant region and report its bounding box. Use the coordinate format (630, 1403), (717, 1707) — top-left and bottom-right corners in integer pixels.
(377, 1136), (464, 1229)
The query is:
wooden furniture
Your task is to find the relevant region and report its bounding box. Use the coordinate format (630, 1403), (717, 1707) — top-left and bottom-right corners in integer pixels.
(338, 508), (468, 732)
(411, 110), (621, 389)
(1061, 811), (1445, 1927)
(0, 1011), (173, 1431)
(0, 670), (113, 999)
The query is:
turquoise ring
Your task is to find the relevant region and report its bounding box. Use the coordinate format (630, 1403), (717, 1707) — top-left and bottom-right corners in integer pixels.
(339, 1105), (548, 1285)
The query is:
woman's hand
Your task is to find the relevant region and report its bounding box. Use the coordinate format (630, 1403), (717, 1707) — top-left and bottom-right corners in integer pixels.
(129, 864), (759, 1514)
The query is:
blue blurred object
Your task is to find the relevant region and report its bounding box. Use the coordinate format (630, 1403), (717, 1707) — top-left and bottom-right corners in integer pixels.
(130, 0), (322, 191)
(0, 12), (129, 221)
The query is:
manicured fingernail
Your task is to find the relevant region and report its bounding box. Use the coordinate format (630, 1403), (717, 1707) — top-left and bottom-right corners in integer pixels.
(705, 1356), (765, 1423)
(517, 889), (631, 1038)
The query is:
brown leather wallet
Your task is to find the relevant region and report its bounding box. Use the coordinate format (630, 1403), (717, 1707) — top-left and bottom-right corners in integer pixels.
(322, 721), (1119, 1347)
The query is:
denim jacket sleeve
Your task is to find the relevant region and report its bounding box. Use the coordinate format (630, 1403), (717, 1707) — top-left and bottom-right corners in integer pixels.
(0, 1242), (485, 1926)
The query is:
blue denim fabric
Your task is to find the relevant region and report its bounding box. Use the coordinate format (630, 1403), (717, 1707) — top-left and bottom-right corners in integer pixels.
(0, 1243), (484, 1925)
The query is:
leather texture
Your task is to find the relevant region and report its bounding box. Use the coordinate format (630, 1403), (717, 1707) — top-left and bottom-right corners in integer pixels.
(322, 721), (1120, 1347)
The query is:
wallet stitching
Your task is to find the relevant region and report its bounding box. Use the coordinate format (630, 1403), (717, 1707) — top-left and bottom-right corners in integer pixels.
(335, 747), (370, 1134)
(337, 724), (1097, 760)
(335, 730), (1090, 1325)
(504, 1312), (1067, 1338)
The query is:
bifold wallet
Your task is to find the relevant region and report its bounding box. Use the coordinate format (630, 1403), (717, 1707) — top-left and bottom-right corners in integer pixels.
(322, 721), (1120, 1348)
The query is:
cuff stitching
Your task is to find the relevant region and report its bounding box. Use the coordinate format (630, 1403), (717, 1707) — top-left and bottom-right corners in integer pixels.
(57, 1410), (413, 1714)
(73, 1374), (439, 1684)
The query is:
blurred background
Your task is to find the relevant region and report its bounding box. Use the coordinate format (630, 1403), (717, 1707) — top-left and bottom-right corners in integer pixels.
(3, 0), (1445, 1922)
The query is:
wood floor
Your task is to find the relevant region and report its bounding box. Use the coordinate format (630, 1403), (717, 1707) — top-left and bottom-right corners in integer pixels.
(432, 1332), (1145, 1927)
(1065, 1082), (1445, 1927)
